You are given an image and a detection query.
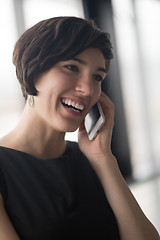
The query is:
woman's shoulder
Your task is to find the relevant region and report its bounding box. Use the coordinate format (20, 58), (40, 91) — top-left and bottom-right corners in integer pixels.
(0, 136), (10, 159)
(0, 133), (14, 149)
(0, 135), (29, 169)
(0, 136), (7, 147)
(0, 135), (16, 158)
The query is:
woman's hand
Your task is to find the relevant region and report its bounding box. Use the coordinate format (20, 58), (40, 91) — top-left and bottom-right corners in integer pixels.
(78, 92), (160, 240)
(78, 91), (115, 168)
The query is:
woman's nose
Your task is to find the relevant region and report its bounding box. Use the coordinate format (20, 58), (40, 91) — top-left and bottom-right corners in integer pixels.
(75, 76), (94, 96)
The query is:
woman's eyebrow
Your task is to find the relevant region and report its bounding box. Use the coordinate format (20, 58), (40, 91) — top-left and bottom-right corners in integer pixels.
(72, 57), (107, 73)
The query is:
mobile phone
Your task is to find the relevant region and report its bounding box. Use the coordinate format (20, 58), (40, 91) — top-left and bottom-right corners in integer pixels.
(84, 103), (105, 140)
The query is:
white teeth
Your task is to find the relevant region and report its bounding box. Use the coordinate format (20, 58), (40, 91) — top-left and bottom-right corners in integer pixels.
(64, 99), (68, 104)
(68, 100), (71, 105)
(62, 98), (85, 111)
(75, 103), (82, 110)
(72, 102), (75, 108)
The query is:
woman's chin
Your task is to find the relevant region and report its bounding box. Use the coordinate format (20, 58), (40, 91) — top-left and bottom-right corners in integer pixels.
(66, 126), (79, 133)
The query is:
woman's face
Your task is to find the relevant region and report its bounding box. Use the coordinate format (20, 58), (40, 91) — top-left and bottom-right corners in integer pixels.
(34, 48), (107, 132)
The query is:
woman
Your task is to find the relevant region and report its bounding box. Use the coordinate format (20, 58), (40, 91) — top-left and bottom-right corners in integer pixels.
(0, 16), (159, 240)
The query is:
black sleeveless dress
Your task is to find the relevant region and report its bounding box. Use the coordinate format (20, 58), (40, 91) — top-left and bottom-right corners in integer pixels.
(0, 141), (120, 240)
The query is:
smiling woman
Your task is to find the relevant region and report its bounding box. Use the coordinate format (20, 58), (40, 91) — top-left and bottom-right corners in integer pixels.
(32, 47), (106, 133)
(0, 16), (159, 240)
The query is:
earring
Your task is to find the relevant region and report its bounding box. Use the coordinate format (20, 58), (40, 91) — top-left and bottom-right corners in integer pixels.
(28, 95), (34, 107)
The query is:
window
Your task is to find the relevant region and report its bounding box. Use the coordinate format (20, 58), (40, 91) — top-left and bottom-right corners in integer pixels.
(112, 0), (160, 179)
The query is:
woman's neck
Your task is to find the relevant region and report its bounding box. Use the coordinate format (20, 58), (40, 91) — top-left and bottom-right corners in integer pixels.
(0, 105), (67, 159)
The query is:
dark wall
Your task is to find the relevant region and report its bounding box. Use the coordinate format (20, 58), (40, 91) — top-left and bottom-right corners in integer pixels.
(83, 0), (132, 179)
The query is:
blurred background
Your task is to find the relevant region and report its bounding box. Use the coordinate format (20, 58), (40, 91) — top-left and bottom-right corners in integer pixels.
(0, 0), (159, 233)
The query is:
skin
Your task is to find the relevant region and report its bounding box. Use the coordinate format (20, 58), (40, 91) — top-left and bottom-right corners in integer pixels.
(0, 48), (159, 239)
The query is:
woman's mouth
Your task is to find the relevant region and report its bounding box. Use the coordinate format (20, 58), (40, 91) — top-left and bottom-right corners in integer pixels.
(61, 98), (85, 113)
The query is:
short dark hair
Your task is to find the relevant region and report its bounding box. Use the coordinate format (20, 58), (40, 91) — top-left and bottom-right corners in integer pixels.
(13, 16), (113, 99)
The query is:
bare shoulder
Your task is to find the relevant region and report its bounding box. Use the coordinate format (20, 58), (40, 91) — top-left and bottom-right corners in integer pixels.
(0, 132), (15, 148)
(0, 135), (9, 147)
(0, 194), (20, 240)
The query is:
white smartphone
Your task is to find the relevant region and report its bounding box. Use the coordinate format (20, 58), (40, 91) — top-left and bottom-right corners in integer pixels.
(84, 103), (105, 140)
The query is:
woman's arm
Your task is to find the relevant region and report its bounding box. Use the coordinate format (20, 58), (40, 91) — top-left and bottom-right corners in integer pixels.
(91, 154), (159, 240)
(0, 194), (20, 240)
(78, 92), (160, 240)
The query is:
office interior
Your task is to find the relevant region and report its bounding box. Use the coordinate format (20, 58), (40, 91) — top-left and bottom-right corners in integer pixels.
(0, 0), (159, 233)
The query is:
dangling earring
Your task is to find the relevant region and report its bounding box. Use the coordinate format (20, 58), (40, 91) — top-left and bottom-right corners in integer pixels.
(28, 95), (34, 107)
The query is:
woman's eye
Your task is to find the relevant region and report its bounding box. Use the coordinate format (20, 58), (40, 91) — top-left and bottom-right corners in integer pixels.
(64, 65), (79, 72)
(92, 74), (103, 82)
